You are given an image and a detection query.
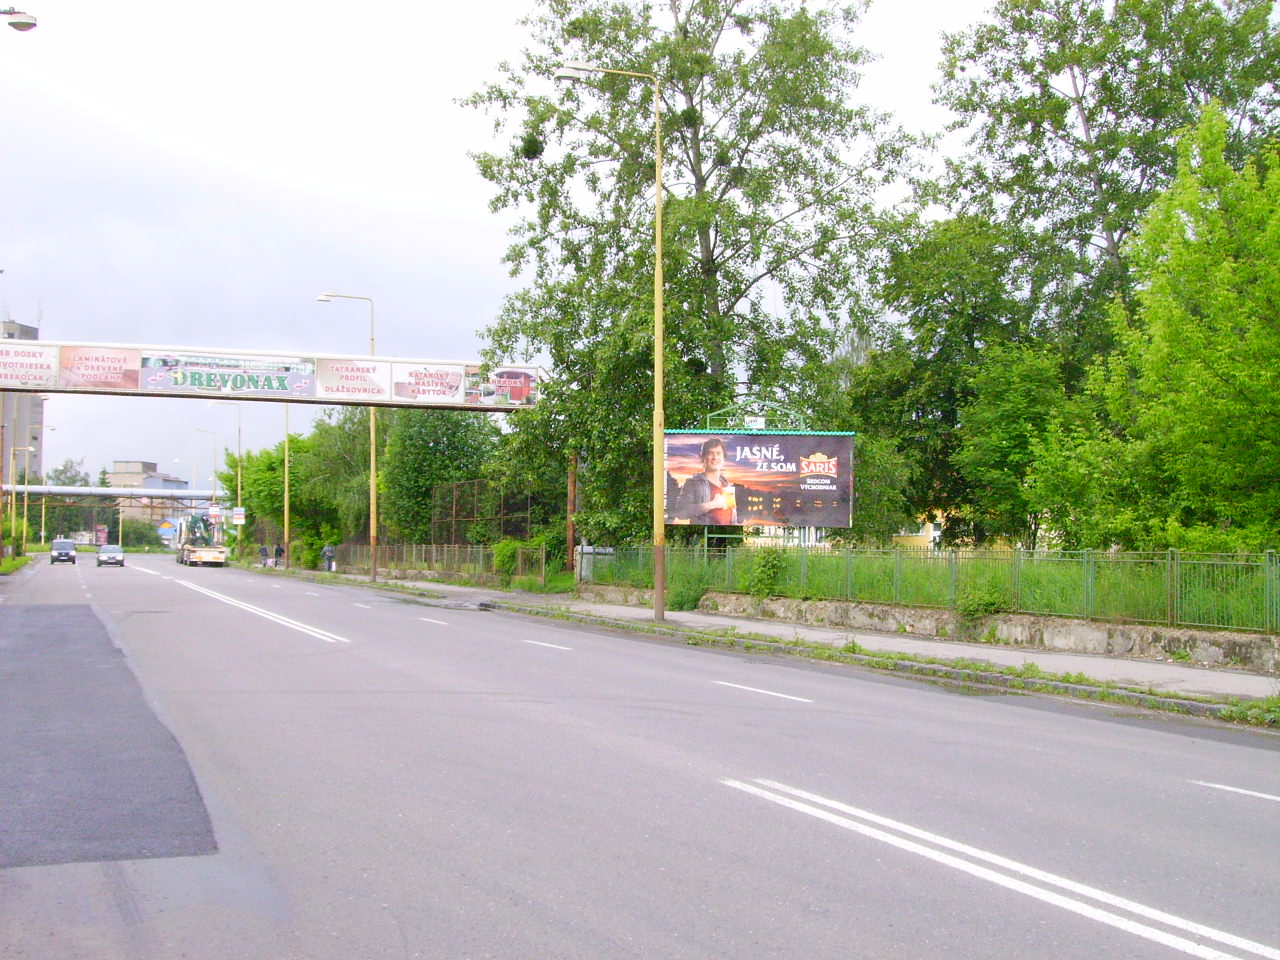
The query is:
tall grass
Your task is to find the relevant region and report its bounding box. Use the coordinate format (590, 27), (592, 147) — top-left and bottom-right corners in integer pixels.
(583, 546), (1280, 634)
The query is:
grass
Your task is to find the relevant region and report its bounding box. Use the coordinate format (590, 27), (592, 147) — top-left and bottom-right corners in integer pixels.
(1218, 696), (1280, 726)
(0, 555), (31, 575)
(592, 546), (1280, 635)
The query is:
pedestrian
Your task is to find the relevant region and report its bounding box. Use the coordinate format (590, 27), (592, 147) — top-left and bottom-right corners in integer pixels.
(321, 543), (335, 572)
(258, 544), (269, 567)
(274, 543), (285, 568)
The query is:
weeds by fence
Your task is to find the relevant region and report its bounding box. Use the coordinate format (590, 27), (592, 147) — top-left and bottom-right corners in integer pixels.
(582, 546), (1280, 634)
(340, 542), (547, 587)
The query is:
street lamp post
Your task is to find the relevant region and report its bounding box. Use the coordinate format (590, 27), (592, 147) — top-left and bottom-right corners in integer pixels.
(35, 424), (54, 542)
(20, 444), (32, 554)
(210, 400), (243, 553)
(1, 9), (37, 32)
(555, 60), (667, 621)
(196, 426), (220, 521)
(283, 403), (291, 568)
(316, 292), (379, 583)
(8, 444), (33, 553)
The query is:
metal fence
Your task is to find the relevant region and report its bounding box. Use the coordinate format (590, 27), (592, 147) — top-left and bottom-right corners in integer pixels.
(581, 546), (1280, 634)
(339, 542), (546, 586)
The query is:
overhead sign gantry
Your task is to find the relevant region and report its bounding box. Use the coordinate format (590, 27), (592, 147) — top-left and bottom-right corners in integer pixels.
(0, 340), (546, 411)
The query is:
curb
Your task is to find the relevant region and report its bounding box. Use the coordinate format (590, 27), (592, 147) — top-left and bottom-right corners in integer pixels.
(489, 600), (1233, 719)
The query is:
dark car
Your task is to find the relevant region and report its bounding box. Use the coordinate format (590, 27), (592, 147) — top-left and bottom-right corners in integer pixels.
(50, 539), (77, 564)
(97, 545), (125, 567)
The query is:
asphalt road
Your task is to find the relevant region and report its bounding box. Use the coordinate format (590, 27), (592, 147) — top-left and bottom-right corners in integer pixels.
(2, 555), (1278, 960)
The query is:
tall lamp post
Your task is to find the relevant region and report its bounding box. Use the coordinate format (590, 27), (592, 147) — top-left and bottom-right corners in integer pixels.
(8, 444), (33, 553)
(555, 60), (667, 621)
(210, 400), (243, 553)
(316, 292), (379, 582)
(19, 444), (33, 554)
(38, 424), (54, 542)
(196, 427), (220, 512)
(283, 404), (291, 568)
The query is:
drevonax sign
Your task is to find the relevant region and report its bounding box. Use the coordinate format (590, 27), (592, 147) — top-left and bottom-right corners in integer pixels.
(0, 340), (545, 411)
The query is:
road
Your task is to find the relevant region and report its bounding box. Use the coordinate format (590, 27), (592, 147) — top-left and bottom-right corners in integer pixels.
(2, 555), (1278, 960)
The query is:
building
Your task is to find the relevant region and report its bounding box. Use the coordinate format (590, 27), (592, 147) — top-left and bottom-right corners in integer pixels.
(105, 461), (189, 527)
(1, 317), (47, 487)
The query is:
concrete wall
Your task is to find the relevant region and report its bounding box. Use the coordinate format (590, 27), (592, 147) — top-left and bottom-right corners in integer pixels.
(577, 584), (1280, 674)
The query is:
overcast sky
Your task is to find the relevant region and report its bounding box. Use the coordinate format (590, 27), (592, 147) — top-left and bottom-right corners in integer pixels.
(0, 0), (989, 492)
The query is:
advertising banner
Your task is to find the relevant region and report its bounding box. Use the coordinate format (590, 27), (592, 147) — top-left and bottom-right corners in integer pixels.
(140, 351), (316, 398)
(2, 341), (546, 412)
(315, 357), (391, 403)
(60, 345), (141, 390)
(0, 342), (59, 389)
(664, 431), (854, 528)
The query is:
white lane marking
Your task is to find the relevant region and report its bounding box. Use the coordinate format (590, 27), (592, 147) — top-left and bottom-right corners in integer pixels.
(306, 592), (320, 596)
(174, 580), (353, 644)
(713, 681), (814, 703)
(1192, 781), (1280, 804)
(354, 603), (371, 609)
(725, 779), (1278, 960)
(272, 584), (283, 589)
(418, 617), (449, 625)
(520, 639), (571, 650)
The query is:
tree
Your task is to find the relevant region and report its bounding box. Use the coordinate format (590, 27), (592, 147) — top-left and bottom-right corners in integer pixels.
(935, 0), (1280, 368)
(1027, 105), (1280, 550)
(289, 407), (382, 542)
(821, 215), (1040, 541)
(465, 0), (915, 543)
(953, 344), (1067, 547)
(42, 458), (94, 541)
(1097, 105), (1280, 548)
(380, 410), (500, 542)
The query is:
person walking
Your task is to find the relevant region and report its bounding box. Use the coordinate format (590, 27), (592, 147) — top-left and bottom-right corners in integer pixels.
(321, 543), (335, 572)
(274, 543), (285, 568)
(258, 544), (269, 568)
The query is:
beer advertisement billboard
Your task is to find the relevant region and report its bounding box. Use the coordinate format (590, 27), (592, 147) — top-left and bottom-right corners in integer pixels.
(664, 431), (854, 528)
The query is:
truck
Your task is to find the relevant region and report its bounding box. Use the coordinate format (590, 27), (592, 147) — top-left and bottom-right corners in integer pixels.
(174, 513), (229, 567)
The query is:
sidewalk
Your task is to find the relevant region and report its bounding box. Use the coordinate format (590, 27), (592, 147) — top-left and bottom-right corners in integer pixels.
(348, 574), (1278, 703)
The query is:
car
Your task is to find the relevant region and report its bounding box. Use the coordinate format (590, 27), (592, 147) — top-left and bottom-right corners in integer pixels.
(50, 539), (78, 564)
(97, 545), (125, 567)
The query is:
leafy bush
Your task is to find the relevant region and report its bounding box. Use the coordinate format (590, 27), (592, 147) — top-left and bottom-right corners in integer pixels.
(668, 567), (714, 611)
(955, 584), (1005, 620)
(1219, 696), (1280, 727)
(492, 539), (521, 577)
(746, 547), (785, 598)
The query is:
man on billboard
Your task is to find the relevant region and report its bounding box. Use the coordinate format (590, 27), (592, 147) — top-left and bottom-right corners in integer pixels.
(671, 437), (738, 525)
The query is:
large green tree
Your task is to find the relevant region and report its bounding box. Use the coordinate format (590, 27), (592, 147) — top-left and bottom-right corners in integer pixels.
(935, 0), (1280, 367)
(1028, 105), (1280, 550)
(380, 410), (501, 542)
(466, 0), (914, 543)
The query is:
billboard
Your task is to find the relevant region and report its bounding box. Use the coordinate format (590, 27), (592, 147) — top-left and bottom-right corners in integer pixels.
(0, 340), (546, 412)
(664, 431), (855, 528)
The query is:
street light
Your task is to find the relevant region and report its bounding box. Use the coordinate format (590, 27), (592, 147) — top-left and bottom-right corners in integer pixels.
(2, 8), (36, 31)
(209, 400), (243, 553)
(19, 444), (34, 554)
(8, 444), (33, 553)
(283, 403), (291, 568)
(209, 401), (243, 508)
(38, 424), (54, 542)
(556, 59), (667, 621)
(195, 427), (220, 510)
(316, 292), (379, 582)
